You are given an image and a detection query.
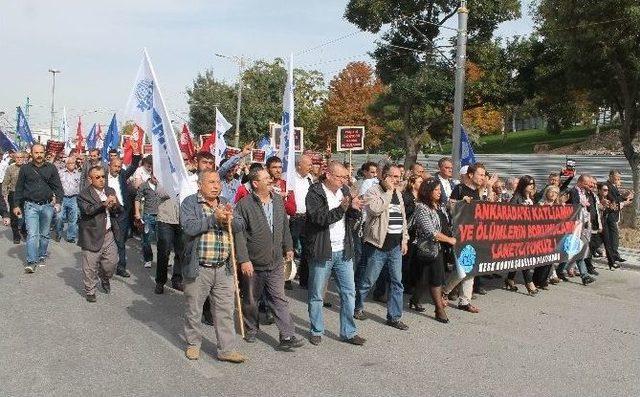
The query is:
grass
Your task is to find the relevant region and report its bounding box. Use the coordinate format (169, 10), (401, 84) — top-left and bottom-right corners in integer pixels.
(438, 125), (618, 154)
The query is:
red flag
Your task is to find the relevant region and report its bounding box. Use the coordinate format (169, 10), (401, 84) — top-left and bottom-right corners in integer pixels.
(75, 116), (84, 153)
(179, 124), (196, 159)
(200, 131), (216, 153)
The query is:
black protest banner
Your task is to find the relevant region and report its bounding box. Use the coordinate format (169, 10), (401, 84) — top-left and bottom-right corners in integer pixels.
(451, 202), (589, 276)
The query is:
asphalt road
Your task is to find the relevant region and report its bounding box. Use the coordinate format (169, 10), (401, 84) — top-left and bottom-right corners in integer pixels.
(1, 227), (639, 397)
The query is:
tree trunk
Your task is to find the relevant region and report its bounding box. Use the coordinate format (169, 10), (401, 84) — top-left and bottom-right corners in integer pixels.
(620, 119), (640, 229)
(404, 136), (419, 169)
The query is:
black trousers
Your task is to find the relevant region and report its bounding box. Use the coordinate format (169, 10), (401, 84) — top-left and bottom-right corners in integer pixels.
(8, 192), (25, 241)
(155, 221), (183, 286)
(603, 214), (620, 260)
(289, 215), (308, 287)
(532, 265), (552, 286)
(507, 269), (533, 283)
(115, 211), (131, 271)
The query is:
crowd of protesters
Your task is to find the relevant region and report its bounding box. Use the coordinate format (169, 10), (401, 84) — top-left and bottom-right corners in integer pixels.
(0, 144), (634, 364)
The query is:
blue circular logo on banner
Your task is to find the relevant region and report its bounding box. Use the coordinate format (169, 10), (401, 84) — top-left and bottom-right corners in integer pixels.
(458, 245), (477, 273)
(561, 234), (583, 256)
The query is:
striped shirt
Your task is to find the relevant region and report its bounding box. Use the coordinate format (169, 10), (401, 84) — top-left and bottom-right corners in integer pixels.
(382, 191), (403, 250)
(197, 194), (231, 266)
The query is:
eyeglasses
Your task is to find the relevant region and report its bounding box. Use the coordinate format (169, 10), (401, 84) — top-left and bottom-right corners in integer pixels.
(331, 173), (349, 179)
(93, 175), (106, 179)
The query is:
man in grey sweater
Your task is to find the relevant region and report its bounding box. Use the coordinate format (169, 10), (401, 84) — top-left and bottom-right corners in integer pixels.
(233, 168), (305, 349)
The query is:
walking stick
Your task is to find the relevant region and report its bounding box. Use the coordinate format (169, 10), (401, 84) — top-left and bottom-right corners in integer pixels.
(227, 219), (245, 338)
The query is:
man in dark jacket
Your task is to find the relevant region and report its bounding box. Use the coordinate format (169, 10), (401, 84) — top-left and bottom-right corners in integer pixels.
(77, 165), (123, 302)
(305, 161), (364, 347)
(605, 169), (633, 263)
(233, 168), (304, 349)
(105, 154), (141, 277)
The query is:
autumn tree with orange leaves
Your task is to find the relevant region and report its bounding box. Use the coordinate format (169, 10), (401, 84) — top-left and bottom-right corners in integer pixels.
(317, 62), (385, 151)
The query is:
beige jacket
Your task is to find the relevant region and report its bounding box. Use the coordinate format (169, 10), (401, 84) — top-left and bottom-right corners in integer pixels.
(363, 184), (409, 249)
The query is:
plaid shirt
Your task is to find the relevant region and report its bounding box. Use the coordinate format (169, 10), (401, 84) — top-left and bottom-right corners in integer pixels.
(197, 193), (231, 266)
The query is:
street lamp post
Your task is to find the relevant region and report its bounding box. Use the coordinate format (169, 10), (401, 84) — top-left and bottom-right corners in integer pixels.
(215, 53), (245, 148)
(49, 68), (61, 138)
(451, 1), (468, 179)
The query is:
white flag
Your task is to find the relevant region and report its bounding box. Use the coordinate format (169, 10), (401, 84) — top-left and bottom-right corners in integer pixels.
(124, 49), (188, 198)
(280, 53), (296, 188)
(214, 108), (232, 167)
(61, 107), (72, 155)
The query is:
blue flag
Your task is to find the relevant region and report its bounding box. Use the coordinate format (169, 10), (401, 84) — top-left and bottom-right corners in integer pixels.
(0, 128), (19, 152)
(102, 114), (120, 161)
(16, 106), (34, 145)
(460, 126), (476, 167)
(257, 135), (274, 158)
(86, 123), (97, 150)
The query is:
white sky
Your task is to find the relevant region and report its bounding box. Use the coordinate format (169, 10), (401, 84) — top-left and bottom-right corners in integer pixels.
(0, 0), (534, 132)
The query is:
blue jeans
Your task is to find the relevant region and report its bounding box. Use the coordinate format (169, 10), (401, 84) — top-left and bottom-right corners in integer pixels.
(24, 201), (54, 265)
(308, 251), (358, 339)
(142, 213), (157, 262)
(356, 243), (404, 322)
(55, 196), (78, 241)
(558, 259), (589, 279)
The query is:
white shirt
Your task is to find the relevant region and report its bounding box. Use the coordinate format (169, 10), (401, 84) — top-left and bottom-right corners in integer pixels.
(94, 188), (111, 230)
(0, 153), (11, 183)
(322, 183), (345, 253)
(132, 166), (152, 189)
(107, 173), (124, 207)
(293, 171), (312, 214)
(438, 174), (452, 200)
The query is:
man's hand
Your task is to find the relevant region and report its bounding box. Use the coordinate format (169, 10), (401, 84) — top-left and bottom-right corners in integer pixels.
(240, 261), (254, 277)
(340, 195), (351, 210)
(285, 250), (294, 262)
(448, 236), (457, 246)
(241, 142), (255, 157)
(2, 217), (9, 226)
(215, 204), (232, 226)
(351, 195), (363, 210)
(487, 173), (499, 187)
(107, 195), (118, 208)
(13, 207), (22, 218)
(401, 242), (408, 256)
(54, 203), (61, 213)
(462, 196), (473, 204)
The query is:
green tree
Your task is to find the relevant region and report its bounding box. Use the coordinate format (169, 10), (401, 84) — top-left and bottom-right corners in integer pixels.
(344, 0), (521, 166)
(187, 59), (325, 147)
(186, 71), (236, 136)
(538, 0), (640, 227)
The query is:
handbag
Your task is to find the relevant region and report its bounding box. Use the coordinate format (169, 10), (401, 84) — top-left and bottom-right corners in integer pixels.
(410, 204), (440, 260)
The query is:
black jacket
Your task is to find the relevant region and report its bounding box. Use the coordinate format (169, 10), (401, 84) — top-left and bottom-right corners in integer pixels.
(304, 182), (361, 262)
(77, 185), (123, 252)
(13, 162), (64, 207)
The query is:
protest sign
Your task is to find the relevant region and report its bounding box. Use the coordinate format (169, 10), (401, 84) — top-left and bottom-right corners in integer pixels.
(225, 146), (241, 159)
(451, 202), (589, 276)
(251, 149), (266, 163)
(336, 126), (365, 151)
(45, 140), (65, 156)
(270, 123), (303, 152)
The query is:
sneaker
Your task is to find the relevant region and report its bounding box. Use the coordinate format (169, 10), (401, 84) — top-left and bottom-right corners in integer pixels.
(278, 336), (305, 350)
(38, 257), (46, 267)
(24, 265), (35, 274)
(217, 351), (245, 364)
(353, 310), (367, 320)
(144, 261), (152, 268)
(386, 319), (409, 331)
(185, 346), (200, 360)
(86, 294), (97, 303)
(344, 335), (366, 346)
(116, 269), (131, 278)
(582, 276), (596, 286)
(309, 335), (322, 346)
(244, 333), (257, 343)
(154, 284), (164, 294)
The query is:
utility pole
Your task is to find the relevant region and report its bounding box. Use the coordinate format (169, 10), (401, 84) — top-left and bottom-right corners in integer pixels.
(49, 68), (61, 138)
(215, 53), (245, 147)
(451, 1), (468, 179)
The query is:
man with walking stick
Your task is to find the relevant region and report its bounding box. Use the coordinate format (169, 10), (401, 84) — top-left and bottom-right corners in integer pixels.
(180, 169), (246, 363)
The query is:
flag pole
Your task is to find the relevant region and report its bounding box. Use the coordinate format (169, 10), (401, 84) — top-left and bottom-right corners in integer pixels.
(227, 219), (245, 338)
